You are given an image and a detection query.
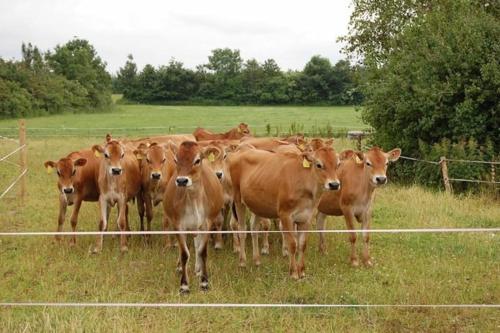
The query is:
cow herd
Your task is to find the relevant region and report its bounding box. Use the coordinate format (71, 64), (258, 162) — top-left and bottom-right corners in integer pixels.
(44, 123), (401, 293)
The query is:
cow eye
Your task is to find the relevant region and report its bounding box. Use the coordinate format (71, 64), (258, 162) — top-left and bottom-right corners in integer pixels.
(161, 158), (166, 164)
(366, 161), (372, 167)
(56, 170), (61, 176)
(223, 153), (227, 160)
(104, 152), (110, 159)
(72, 169), (76, 176)
(146, 158), (151, 164)
(194, 158), (201, 165)
(316, 163), (323, 169)
(121, 153), (125, 158)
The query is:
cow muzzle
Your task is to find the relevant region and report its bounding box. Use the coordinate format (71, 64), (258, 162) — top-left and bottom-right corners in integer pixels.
(215, 171), (224, 180)
(110, 167), (122, 176)
(373, 175), (387, 186)
(62, 187), (74, 194)
(326, 180), (341, 191)
(175, 176), (192, 187)
(151, 172), (162, 180)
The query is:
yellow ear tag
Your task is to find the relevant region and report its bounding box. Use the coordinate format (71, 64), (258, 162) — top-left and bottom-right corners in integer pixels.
(94, 150), (101, 158)
(46, 166), (53, 174)
(136, 155), (143, 160)
(302, 158), (311, 168)
(237, 128), (242, 133)
(355, 155), (363, 164)
(208, 152), (215, 162)
(298, 144), (305, 151)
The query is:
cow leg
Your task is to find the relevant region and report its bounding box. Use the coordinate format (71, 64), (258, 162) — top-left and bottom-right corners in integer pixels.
(93, 198), (108, 253)
(296, 221), (309, 279)
(278, 220), (288, 257)
(163, 215), (173, 249)
(69, 197), (83, 246)
(230, 214), (240, 253)
(137, 192), (146, 232)
(117, 199), (128, 252)
(213, 212), (224, 250)
(343, 209), (359, 267)
(316, 212), (327, 254)
(196, 232), (210, 291)
(361, 210), (373, 267)
(280, 215), (298, 280)
(56, 194), (68, 243)
(176, 232), (190, 294)
(261, 218), (270, 255)
(234, 201), (247, 267)
(250, 214), (261, 266)
(144, 193), (154, 243)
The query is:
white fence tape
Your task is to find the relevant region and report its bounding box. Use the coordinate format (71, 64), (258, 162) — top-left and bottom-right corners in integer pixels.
(0, 228), (498, 237)
(0, 169), (28, 200)
(0, 144), (26, 163)
(0, 302), (498, 309)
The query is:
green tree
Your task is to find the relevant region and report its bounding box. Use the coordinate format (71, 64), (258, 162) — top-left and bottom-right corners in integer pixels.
(116, 54), (139, 99)
(46, 38), (112, 108)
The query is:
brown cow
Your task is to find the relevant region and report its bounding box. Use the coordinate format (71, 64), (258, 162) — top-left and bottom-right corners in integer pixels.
(124, 134), (196, 147)
(163, 141), (224, 293)
(228, 140), (342, 279)
(91, 136), (142, 253)
(134, 142), (176, 245)
(44, 150), (100, 245)
(316, 147), (401, 266)
(193, 123), (251, 141)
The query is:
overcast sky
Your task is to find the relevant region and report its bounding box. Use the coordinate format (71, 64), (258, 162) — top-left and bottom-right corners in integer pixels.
(0, 0), (352, 73)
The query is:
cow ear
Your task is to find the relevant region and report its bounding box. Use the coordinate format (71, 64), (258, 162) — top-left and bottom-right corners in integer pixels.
(323, 138), (334, 147)
(149, 142), (158, 147)
(202, 146), (221, 161)
(92, 145), (104, 157)
(105, 134), (112, 143)
(387, 148), (401, 162)
(74, 158), (87, 167)
(339, 149), (355, 161)
(44, 161), (57, 174)
(133, 149), (145, 160)
(166, 140), (178, 155)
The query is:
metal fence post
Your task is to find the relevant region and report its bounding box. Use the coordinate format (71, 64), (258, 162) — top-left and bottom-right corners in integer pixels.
(19, 119), (27, 203)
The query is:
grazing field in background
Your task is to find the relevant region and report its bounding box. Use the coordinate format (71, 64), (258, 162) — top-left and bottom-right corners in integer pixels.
(0, 104), (499, 331)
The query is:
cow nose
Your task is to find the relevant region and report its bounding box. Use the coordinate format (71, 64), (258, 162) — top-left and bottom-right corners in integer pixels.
(111, 167), (122, 175)
(215, 171), (223, 179)
(376, 176), (387, 185)
(328, 181), (341, 191)
(176, 177), (189, 187)
(151, 172), (161, 180)
(63, 187), (74, 194)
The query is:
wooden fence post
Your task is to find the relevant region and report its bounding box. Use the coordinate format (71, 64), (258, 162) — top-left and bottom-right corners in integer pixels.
(440, 156), (452, 194)
(19, 119), (27, 203)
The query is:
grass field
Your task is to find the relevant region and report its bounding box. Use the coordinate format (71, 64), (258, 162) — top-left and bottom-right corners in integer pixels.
(0, 104), (499, 332)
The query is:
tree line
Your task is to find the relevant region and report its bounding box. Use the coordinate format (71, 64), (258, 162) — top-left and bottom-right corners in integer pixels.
(344, 0), (499, 190)
(113, 49), (363, 105)
(0, 39), (112, 118)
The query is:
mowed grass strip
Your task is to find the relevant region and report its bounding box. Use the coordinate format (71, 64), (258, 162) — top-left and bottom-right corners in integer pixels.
(0, 106), (499, 331)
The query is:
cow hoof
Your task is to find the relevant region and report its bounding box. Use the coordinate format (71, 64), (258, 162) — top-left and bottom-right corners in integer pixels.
(214, 243), (223, 250)
(200, 282), (209, 291)
(120, 246), (129, 253)
(261, 247), (269, 255)
(363, 259), (373, 267)
(179, 285), (190, 294)
(282, 250), (288, 257)
(254, 260), (261, 267)
(233, 247), (240, 254)
(350, 259), (359, 267)
(69, 242), (76, 248)
(91, 247), (101, 254)
(290, 272), (299, 280)
(239, 261), (246, 268)
(175, 266), (182, 274)
(299, 272), (306, 279)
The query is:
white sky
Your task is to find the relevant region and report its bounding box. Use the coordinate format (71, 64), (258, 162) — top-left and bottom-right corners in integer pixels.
(0, 0), (352, 73)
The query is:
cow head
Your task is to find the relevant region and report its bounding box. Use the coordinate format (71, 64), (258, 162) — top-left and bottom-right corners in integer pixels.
(170, 141), (207, 188)
(340, 147), (401, 187)
(44, 157), (87, 195)
(92, 136), (126, 176)
(302, 139), (341, 191)
(202, 141), (237, 181)
(134, 143), (168, 181)
(238, 123), (251, 136)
